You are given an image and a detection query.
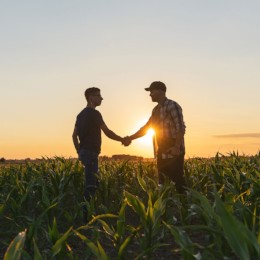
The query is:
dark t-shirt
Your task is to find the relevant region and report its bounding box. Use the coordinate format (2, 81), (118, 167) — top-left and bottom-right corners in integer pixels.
(75, 107), (105, 153)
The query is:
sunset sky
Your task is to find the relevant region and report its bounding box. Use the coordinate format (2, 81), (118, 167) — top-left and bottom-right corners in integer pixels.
(1, 1), (260, 159)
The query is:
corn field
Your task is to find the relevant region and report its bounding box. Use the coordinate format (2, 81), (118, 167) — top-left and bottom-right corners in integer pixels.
(0, 152), (259, 259)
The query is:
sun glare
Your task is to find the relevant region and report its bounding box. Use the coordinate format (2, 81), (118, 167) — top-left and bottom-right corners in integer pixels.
(147, 128), (155, 137)
(136, 128), (155, 147)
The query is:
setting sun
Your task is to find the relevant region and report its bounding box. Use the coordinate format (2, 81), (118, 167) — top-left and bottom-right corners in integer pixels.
(147, 128), (155, 138)
(136, 128), (155, 147)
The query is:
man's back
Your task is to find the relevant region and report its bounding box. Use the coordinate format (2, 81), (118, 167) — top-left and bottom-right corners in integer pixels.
(76, 107), (104, 153)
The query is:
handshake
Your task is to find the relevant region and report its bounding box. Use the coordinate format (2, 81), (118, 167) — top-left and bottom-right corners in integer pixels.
(121, 136), (132, 146)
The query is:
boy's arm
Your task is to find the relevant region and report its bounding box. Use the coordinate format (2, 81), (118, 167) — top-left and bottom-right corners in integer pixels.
(72, 126), (80, 153)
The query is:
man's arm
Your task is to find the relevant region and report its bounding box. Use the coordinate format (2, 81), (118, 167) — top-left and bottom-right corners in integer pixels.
(127, 118), (152, 141)
(100, 123), (123, 142)
(72, 126), (80, 153)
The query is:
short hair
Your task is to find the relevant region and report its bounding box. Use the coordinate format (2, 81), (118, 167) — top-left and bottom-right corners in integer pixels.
(84, 87), (100, 101)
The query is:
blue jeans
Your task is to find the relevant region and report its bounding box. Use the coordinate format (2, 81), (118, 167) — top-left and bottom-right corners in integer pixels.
(79, 149), (99, 201)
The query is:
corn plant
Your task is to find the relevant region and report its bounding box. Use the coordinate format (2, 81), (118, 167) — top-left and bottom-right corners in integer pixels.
(4, 230), (26, 260)
(124, 185), (171, 258)
(0, 153), (259, 259)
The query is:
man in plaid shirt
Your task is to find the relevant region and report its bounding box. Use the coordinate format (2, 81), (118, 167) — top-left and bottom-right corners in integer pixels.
(126, 81), (186, 193)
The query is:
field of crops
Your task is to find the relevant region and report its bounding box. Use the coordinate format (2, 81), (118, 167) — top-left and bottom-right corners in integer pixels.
(0, 152), (259, 259)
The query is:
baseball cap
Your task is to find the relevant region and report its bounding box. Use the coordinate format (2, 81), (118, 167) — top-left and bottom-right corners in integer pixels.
(145, 81), (166, 92)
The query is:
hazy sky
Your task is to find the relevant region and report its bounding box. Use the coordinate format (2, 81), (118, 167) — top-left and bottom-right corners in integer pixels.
(1, 1), (260, 159)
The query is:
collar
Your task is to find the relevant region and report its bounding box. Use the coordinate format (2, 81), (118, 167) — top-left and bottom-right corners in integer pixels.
(158, 97), (168, 107)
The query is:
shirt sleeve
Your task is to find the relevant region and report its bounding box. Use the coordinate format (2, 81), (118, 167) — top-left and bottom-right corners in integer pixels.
(97, 111), (105, 126)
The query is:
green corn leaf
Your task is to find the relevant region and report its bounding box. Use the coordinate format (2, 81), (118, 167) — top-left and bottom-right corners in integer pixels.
(117, 226), (141, 258)
(33, 239), (43, 260)
(74, 230), (102, 258)
(88, 213), (118, 225)
(146, 193), (154, 224)
(97, 241), (109, 260)
(48, 217), (59, 244)
(163, 222), (195, 259)
(0, 204), (5, 217)
(4, 230), (26, 260)
(41, 184), (50, 207)
(52, 226), (73, 257)
(137, 171), (147, 192)
(124, 191), (146, 223)
(189, 189), (216, 221)
(117, 235), (132, 258)
(98, 219), (115, 237)
(116, 202), (126, 237)
(27, 203), (58, 245)
(216, 194), (252, 259)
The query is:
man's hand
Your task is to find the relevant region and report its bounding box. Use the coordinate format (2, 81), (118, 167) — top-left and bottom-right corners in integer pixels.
(122, 136), (131, 146)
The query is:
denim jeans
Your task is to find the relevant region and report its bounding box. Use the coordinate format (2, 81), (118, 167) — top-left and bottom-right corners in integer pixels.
(79, 149), (99, 201)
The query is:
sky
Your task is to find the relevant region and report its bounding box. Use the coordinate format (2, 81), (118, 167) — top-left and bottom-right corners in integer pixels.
(1, 1), (260, 159)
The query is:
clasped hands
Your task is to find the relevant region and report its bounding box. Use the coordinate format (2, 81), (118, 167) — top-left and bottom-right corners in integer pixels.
(121, 136), (131, 146)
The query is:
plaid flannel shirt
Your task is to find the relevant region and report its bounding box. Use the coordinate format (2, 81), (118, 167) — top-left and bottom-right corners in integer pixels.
(141, 98), (186, 158)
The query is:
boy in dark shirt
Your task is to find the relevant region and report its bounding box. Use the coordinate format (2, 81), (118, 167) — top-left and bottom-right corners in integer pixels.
(72, 87), (128, 221)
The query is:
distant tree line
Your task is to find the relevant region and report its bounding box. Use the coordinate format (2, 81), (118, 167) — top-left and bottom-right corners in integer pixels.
(111, 154), (143, 160)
